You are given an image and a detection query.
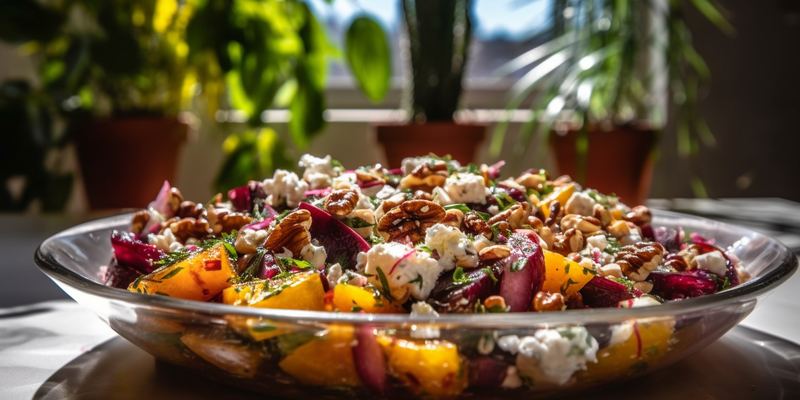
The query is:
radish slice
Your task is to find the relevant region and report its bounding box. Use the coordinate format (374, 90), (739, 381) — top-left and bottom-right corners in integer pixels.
(148, 181), (174, 217)
(111, 230), (165, 274)
(304, 188), (332, 197)
(353, 324), (386, 396)
(498, 234), (545, 312)
(298, 202), (371, 269)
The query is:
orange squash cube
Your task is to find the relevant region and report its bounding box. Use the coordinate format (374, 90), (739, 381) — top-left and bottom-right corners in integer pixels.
(332, 284), (406, 313)
(542, 249), (595, 297)
(128, 244), (235, 302)
(222, 270), (326, 311)
(279, 325), (362, 387)
(377, 336), (468, 397)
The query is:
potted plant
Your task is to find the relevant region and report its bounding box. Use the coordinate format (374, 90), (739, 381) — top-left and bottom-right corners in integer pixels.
(372, 0), (484, 167)
(490, 0), (734, 205)
(1, 0), (194, 209)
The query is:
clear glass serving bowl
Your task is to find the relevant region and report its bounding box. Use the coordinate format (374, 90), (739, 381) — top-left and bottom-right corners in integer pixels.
(35, 210), (797, 399)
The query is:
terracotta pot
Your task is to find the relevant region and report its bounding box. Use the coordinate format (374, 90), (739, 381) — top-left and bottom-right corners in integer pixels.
(375, 122), (485, 168)
(75, 118), (188, 210)
(549, 127), (657, 206)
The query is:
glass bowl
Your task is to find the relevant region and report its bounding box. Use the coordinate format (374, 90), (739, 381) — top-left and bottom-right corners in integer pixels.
(35, 210), (797, 399)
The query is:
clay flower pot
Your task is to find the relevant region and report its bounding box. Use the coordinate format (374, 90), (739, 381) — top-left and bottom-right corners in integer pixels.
(549, 127), (657, 206)
(75, 117), (189, 210)
(374, 122), (485, 168)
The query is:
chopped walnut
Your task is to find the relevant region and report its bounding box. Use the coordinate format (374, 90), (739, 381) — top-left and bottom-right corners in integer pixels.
(614, 242), (665, 281)
(463, 211), (493, 240)
(440, 209), (464, 228)
(130, 210), (151, 235)
(324, 189), (359, 216)
(398, 162), (448, 192)
(377, 200), (445, 243)
(551, 228), (583, 256)
(263, 210), (312, 256)
(488, 203), (531, 230)
(560, 214), (602, 234)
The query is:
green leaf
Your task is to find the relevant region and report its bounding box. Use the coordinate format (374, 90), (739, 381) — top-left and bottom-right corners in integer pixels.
(688, 0), (736, 36)
(453, 267), (470, 284)
(375, 267), (396, 303)
(161, 267), (184, 280)
(345, 16), (391, 103)
(342, 217), (375, 229)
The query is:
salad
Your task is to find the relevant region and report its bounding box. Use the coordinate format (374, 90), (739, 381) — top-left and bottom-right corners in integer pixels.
(106, 153), (748, 313)
(100, 154), (752, 396)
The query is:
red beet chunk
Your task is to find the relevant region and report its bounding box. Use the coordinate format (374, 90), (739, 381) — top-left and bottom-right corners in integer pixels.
(353, 324), (387, 395)
(110, 230), (165, 274)
(498, 234), (545, 312)
(649, 271), (718, 300)
(428, 265), (501, 313)
(469, 356), (509, 387)
(101, 259), (141, 289)
(228, 185), (251, 213)
(298, 202), (371, 269)
(257, 252), (282, 280)
(579, 276), (633, 308)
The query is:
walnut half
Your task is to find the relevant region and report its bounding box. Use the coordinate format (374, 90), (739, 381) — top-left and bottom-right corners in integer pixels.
(377, 200), (445, 243)
(263, 209), (312, 256)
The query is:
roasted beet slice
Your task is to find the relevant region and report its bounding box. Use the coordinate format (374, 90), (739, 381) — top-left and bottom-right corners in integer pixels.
(649, 271), (718, 300)
(298, 202), (370, 269)
(148, 181), (175, 218)
(428, 265), (502, 313)
(653, 226), (683, 253)
(353, 324), (387, 395)
(257, 252), (282, 280)
(101, 259), (141, 289)
(469, 356), (509, 387)
(228, 185), (251, 213)
(498, 234), (545, 312)
(110, 230), (165, 274)
(579, 276), (633, 308)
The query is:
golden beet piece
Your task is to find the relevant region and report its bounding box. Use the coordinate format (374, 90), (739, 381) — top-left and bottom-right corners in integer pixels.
(377, 336), (467, 397)
(222, 270), (326, 311)
(541, 249), (595, 298)
(279, 325), (362, 387)
(332, 284), (405, 313)
(540, 183), (575, 220)
(128, 244), (235, 302)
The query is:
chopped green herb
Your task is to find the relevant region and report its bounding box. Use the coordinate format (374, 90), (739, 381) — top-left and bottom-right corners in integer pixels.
(610, 276), (635, 291)
(409, 275), (424, 290)
(160, 267), (184, 280)
(510, 259), (527, 272)
(155, 291), (170, 296)
(222, 242), (238, 261)
(131, 274), (145, 289)
(342, 217), (375, 229)
(367, 235), (385, 246)
(481, 267), (498, 282)
(331, 158), (345, 171)
(278, 257), (314, 270)
(645, 346), (659, 356)
(453, 267), (470, 284)
(152, 248), (192, 268)
(564, 262), (570, 274)
(560, 278), (579, 293)
(721, 277), (731, 290)
(630, 360), (648, 372)
(416, 245), (433, 254)
(375, 267), (397, 303)
(444, 204), (472, 214)
(250, 322), (277, 333)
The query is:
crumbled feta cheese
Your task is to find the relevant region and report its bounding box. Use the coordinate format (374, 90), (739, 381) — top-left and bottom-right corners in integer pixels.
(425, 223), (478, 270)
(355, 192), (375, 210)
(444, 173), (491, 205)
(565, 192), (597, 216)
(401, 156), (460, 175)
(607, 322), (634, 347)
(431, 186), (453, 206)
(497, 335), (521, 355)
(691, 251), (728, 277)
(375, 185), (398, 199)
(275, 248), (293, 258)
(410, 302), (441, 339)
(599, 263), (623, 278)
(619, 230), (642, 247)
(300, 240), (327, 269)
(299, 154), (340, 189)
(515, 327), (599, 387)
(234, 228), (269, 254)
(149, 228), (182, 252)
(361, 242), (442, 300)
(332, 172), (357, 190)
(501, 366), (523, 389)
(327, 263), (343, 289)
(586, 235), (608, 250)
(262, 170), (308, 208)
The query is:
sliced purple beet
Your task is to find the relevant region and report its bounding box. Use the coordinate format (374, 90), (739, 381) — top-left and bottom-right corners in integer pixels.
(428, 264), (502, 313)
(469, 356), (509, 387)
(653, 226), (683, 253)
(228, 185), (251, 213)
(257, 252), (282, 280)
(101, 259), (142, 289)
(498, 234), (545, 312)
(579, 276), (633, 308)
(111, 230), (165, 274)
(148, 181), (175, 218)
(298, 202), (370, 269)
(353, 324), (387, 396)
(649, 271), (718, 301)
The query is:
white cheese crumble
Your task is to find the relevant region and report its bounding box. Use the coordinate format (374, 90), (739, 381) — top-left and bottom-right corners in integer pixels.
(444, 173), (491, 205)
(332, 172), (357, 190)
(148, 228), (182, 252)
(327, 263), (343, 289)
(691, 251), (728, 277)
(409, 302), (441, 339)
(361, 242), (442, 300)
(515, 327), (599, 387)
(497, 335), (521, 355)
(234, 228), (269, 254)
(607, 322), (634, 347)
(565, 191), (597, 216)
(299, 154), (340, 189)
(501, 366), (523, 389)
(300, 240), (327, 269)
(431, 186), (453, 206)
(262, 170), (309, 208)
(617, 295), (661, 308)
(424, 223), (478, 270)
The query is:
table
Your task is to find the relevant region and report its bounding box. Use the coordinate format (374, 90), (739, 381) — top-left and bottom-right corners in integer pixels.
(1, 198), (799, 399)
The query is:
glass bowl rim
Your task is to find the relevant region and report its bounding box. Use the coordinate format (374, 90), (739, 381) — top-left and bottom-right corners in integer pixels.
(35, 209), (798, 328)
